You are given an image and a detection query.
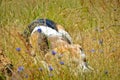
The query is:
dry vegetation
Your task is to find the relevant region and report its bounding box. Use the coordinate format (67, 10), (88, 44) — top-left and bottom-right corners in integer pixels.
(0, 0), (120, 80)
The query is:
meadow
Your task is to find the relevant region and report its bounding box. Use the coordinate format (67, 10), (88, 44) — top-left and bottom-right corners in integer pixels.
(0, 0), (120, 80)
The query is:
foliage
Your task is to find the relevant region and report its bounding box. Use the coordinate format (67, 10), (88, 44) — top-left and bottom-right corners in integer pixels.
(0, 0), (120, 80)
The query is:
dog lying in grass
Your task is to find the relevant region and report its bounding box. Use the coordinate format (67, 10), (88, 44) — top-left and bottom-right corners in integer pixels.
(22, 18), (93, 73)
(22, 19), (72, 53)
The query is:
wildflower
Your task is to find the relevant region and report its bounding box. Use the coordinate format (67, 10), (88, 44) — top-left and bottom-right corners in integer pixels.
(60, 61), (64, 65)
(38, 67), (43, 71)
(17, 66), (24, 72)
(90, 49), (95, 53)
(16, 48), (21, 52)
(37, 28), (42, 33)
(51, 50), (57, 55)
(48, 66), (53, 71)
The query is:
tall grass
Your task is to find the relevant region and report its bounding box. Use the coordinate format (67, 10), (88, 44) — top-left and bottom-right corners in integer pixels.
(0, 0), (120, 80)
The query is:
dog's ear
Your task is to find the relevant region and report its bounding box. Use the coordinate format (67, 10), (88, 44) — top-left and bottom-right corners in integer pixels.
(56, 24), (65, 30)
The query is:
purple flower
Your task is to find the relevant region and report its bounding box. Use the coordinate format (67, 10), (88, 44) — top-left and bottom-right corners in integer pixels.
(38, 67), (43, 71)
(16, 48), (21, 52)
(17, 66), (24, 72)
(49, 66), (53, 71)
(51, 50), (57, 55)
(60, 61), (64, 65)
(90, 49), (95, 53)
(37, 28), (42, 33)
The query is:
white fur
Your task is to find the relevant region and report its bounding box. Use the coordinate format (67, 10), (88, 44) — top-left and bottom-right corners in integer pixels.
(31, 26), (72, 44)
(31, 26), (62, 37)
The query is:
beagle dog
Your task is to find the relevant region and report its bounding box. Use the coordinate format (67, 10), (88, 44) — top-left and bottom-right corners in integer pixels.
(30, 30), (93, 73)
(27, 19), (93, 73)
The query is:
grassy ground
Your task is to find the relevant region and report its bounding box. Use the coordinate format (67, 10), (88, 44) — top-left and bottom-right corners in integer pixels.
(0, 0), (120, 80)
